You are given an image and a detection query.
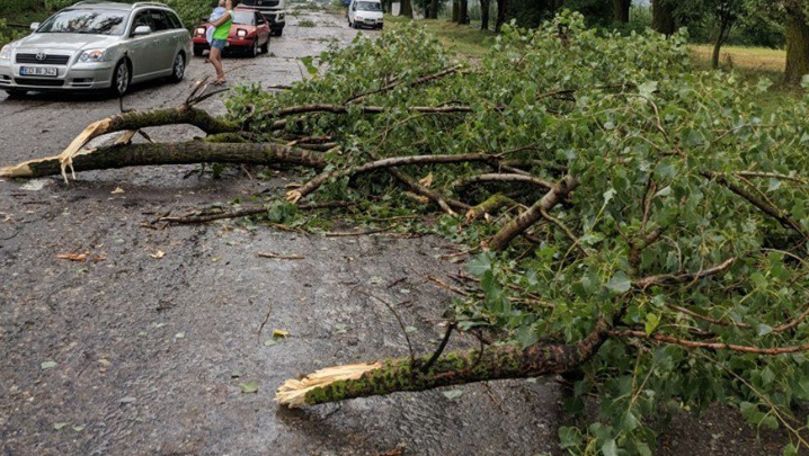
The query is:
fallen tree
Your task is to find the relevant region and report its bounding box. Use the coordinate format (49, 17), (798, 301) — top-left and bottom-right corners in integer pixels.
(4, 13), (809, 454)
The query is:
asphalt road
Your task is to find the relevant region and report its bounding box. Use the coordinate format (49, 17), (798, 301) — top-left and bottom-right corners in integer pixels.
(0, 9), (794, 456)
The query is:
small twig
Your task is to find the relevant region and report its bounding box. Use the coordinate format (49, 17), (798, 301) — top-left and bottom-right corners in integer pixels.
(361, 291), (415, 366)
(611, 329), (809, 355)
(257, 251), (304, 260)
(540, 208), (588, 256)
(421, 322), (457, 373)
(257, 299), (272, 343)
(633, 257), (736, 290)
(426, 275), (470, 296)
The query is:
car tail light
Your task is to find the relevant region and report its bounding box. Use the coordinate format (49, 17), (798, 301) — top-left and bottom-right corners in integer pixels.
(237, 28), (248, 38)
(195, 27), (206, 36)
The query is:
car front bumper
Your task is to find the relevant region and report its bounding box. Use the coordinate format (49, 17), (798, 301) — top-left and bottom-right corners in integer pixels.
(0, 59), (115, 91)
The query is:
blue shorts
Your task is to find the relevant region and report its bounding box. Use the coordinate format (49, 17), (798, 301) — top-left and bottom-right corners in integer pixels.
(211, 39), (227, 50)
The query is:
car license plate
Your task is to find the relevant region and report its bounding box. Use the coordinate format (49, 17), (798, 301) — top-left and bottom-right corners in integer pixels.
(19, 66), (57, 77)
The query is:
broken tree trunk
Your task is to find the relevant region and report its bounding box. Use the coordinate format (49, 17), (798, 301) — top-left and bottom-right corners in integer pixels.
(1, 106), (239, 181)
(276, 318), (609, 407)
(0, 142), (324, 179)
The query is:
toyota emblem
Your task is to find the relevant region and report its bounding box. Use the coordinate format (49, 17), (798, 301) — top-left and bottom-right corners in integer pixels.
(35, 51), (46, 61)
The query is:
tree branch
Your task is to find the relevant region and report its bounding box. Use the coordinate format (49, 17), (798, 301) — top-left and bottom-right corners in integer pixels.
(487, 175), (579, 251)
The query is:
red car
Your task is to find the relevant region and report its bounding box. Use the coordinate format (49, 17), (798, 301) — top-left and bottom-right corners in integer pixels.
(193, 8), (271, 57)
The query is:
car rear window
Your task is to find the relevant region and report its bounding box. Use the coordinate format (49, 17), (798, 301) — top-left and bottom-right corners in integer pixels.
(38, 9), (129, 35)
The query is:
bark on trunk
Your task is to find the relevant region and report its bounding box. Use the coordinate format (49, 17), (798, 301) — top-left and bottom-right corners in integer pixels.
(458, 0), (469, 24)
(480, 0), (490, 30)
(276, 319), (610, 407)
(495, 0), (508, 32)
(0, 142), (324, 179)
(487, 175), (578, 251)
(452, 0), (460, 22)
(651, 0), (675, 36)
(785, 5), (809, 85)
(428, 0), (439, 18)
(401, 0), (413, 18)
(612, 0), (630, 23)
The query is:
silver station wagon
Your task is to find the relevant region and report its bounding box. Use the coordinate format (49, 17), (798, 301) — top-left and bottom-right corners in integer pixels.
(0, 1), (191, 97)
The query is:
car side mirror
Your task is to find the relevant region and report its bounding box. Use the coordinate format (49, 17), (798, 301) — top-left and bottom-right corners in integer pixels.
(30, 22), (40, 31)
(132, 25), (152, 36)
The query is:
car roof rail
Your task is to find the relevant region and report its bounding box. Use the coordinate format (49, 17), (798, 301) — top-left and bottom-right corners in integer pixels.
(132, 1), (169, 8)
(71, 0), (111, 5)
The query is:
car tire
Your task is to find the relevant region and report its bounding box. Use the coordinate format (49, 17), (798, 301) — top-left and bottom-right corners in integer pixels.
(273, 28), (283, 37)
(249, 40), (258, 58)
(4, 89), (27, 99)
(169, 52), (186, 82)
(193, 47), (204, 57)
(110, 59), (130, 97)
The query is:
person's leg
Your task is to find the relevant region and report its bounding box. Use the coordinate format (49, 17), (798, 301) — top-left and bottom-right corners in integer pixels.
(209, 46), (225, 82)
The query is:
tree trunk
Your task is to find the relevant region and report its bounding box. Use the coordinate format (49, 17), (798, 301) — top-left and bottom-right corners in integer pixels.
(276, 319), (610, 407)
(452, 0), (459, 22)
(480, 0), (490, 30)
(495, 0), (508, 32)
(785, 5), (809, 85)
(428, 0), (439, 18)
(458, 0), (469, 24)
(0, 142), (324, 179)
(712, 19), (732, 69)
(612, 0), (630, 23)
(651, 0), (675, 36)
(401, 0), (413, 18)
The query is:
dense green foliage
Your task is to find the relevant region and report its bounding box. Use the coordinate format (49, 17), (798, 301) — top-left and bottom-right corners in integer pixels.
(228, 13), (809, 454)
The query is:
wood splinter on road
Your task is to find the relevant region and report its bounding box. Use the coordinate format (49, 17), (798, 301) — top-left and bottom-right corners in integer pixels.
(257, 251), (304, 260)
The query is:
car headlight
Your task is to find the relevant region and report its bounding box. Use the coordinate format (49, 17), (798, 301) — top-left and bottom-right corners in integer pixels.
(236, 29), (247, 38)
(195, 26), (207, 36)
(0, 45), (11, 61)
(78, 49), (107, 63)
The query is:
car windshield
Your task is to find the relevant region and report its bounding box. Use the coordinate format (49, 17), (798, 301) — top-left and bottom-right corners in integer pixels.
(37, 9), (128, 35)
(356, 1), (382, 11)
(232, 11), (255, 25)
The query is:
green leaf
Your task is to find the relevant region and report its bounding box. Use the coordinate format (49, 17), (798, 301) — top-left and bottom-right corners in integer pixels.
(757, 324), (773, 336)
(239, 381), (259, 394)
(467, 253), (493, 277)
(558, 426), (583, 449)
(784, 443), (798, 456)
(442, 389), (463, 400)
(638, 80), (658, 98)
(606, 271), (632, 294)
(601, 438), (618, 456)
(644, 313), (660, 335)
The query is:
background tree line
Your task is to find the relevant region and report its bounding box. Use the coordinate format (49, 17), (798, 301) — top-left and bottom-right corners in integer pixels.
(397, 0), (809, 84)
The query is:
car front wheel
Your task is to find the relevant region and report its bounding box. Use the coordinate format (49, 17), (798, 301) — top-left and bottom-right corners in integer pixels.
(110, 60), (130, 97)
(169, 53), (185, 82)
(250, 40), (258, 58)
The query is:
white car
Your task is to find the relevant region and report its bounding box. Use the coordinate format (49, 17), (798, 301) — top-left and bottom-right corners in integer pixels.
(348, 0), (383, 30)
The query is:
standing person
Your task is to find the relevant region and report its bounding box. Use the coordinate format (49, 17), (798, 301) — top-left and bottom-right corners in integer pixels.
(208, 0), (233, 85)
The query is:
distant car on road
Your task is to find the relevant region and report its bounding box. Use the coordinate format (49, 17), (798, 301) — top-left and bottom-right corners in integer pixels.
(347, 0), (383, 29)
(193, 8), (271, 58)
(0, 1), (191, 97)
